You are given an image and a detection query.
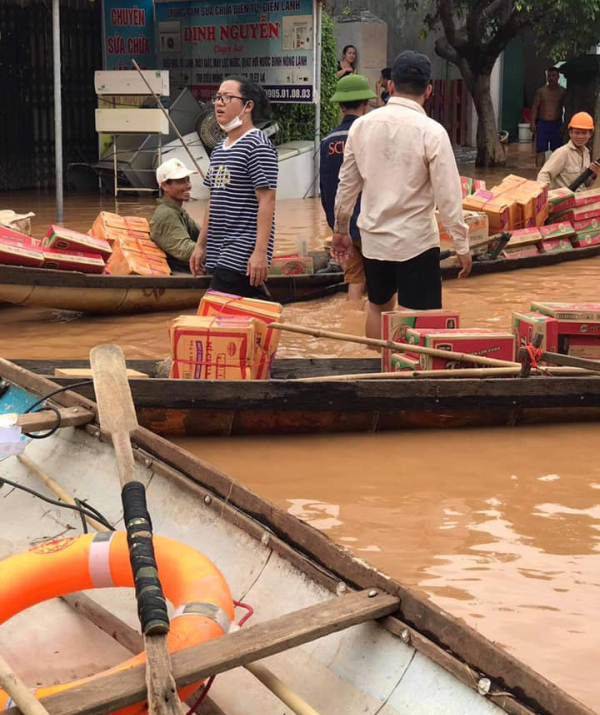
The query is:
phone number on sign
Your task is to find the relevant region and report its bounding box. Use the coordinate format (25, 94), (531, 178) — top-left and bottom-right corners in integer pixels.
(265, 86), (313, 101)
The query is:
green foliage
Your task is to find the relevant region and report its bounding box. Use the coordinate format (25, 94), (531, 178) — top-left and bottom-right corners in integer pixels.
(272, 9), (339, 144)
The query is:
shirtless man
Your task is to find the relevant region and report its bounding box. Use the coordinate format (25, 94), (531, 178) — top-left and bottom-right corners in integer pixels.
(530, 67), (566, 167)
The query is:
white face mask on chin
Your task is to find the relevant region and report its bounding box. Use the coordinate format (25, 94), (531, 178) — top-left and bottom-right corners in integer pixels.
(218, 103), (249, 133)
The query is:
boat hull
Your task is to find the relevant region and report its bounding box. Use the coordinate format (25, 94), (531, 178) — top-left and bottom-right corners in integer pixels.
(0, 264), (344, 313)
(16, 358), (600, 437)
(0, 358), (593, 715)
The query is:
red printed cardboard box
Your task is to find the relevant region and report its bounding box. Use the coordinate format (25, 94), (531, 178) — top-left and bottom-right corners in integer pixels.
(573, 188), (600, 207)
(538, 237), (574, 254)
(531, 302), (600, 337)
(502, 244), (540, 259)
(552, 202), (600, 222)
(572, 230), (600, 247)
(405, 328), (515, 370)
(44, 225), (112, 259)
(42, 248), (105, 274)
(573, 216), (600, 233)
(198, 291), (283, 380)
(169, 316), (256, 380)
(381, 310), (460, 371)
(507, 227), (542, 246)
(547, 188), (576, 214)
(539, 222), (574, 240)
(512, 312), (559, 356)
(0, 226), (44, 267)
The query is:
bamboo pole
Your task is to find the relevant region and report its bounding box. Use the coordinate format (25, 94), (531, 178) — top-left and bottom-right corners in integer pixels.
(0, 654), (51, 715)
(132, 60), (206, 179)
(269, 323), (520, 368)
(296, 366), (591, 382)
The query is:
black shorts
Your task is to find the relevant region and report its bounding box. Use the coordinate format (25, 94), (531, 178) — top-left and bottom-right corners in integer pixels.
(209, 266), (271, 299)
(362, 247), (442, 308)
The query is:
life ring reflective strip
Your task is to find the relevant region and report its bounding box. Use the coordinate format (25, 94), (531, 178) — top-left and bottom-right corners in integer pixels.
(0, 532), (233, 715)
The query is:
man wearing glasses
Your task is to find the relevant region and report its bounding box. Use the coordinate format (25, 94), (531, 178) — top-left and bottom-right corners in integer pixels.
(189, 77), (278, 298)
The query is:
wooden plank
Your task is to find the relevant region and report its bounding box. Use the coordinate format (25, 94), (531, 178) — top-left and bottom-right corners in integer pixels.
(5, 590), (400, 715)
(12, 407), (94, 432)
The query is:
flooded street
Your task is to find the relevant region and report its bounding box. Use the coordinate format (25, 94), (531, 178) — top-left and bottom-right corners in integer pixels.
(1, 146), (600, 709)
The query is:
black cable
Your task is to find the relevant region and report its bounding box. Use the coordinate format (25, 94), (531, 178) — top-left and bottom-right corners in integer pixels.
(0, 476), (115, 532)
(22, 380), (94, 440)
(75, 497), (89, 534)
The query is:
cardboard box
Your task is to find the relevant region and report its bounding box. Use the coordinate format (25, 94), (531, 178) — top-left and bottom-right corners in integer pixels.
(107, 242), (170, 276)
(44, 225), (112, 259)
(502, 245), (540, 259)
(389, 353), (421, 372)
(269, 256), (314, 276)
(198, 291), (283, 380)
(538, 237), (574, 254)
(460, 176), (473, 199)
(437, 211), (489, 246)
(552, 202), (600, 222)
(462, 190), (512, 232)
(572, 216), (600, 233)
(547, 187), (576, 214)
(535, 203), (550, 227)
(169, 316), (256, 380)
(572, 230), (600, 248)
(539, 222), (575, 239)
(404, 328), (515, 370)
(0, 229), (44, 267)
(54, 367), (148, 378)
(512, 312), (559, 355)
(573, 188), (600, 207)
(381, 310), (460, 371)
(42, 248), (106, 274)
(531, 302), (600, 336)
(566, 335), (600, 359)
(115, 236), (167, 259)
(90, 212), (150, 241)
(507, 227), (542, 247)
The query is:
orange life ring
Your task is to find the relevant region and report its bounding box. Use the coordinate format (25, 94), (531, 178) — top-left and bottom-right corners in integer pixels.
(0, 532), (233, 715)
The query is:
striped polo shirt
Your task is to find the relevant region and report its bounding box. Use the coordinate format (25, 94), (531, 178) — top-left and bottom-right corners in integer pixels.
(204, 128), (278, 274)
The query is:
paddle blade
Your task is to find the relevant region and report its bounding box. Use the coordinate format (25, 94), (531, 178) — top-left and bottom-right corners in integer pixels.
(90, 344), (139, 435)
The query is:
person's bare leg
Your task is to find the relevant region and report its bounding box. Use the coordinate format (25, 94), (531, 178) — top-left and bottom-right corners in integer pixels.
(536, 151), (546, 167)
(347, 281), (366, 301)
(365, 297), (396, 340)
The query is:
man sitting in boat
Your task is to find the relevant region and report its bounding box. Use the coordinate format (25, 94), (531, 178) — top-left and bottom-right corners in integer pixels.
(150, 158), (201, 273)
(537, 112), (600, 191)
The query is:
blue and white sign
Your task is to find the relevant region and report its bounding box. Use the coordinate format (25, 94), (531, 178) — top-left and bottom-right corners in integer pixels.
(103, 0), (155, 70)
(155, 0), (316, 103)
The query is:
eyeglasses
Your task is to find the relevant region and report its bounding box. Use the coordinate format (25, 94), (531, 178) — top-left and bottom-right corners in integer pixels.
(213, 93), (244, 105)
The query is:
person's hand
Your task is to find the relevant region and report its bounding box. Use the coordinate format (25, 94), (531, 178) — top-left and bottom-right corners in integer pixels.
(247, 250), (269, 286)
(331, 233), (353, 263)
(189, 244), (206, 277)
(530, 123), (536, 135)
(457, 252), (472, 278)
(590, 161), (600, 177)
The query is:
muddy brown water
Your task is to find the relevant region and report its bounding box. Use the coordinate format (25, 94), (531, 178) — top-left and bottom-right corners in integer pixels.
(2, 149), (600, 709)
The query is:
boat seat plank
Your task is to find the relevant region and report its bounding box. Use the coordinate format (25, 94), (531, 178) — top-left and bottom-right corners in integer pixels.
(5, 590), (399, 715)
(13, 407), (95, 432)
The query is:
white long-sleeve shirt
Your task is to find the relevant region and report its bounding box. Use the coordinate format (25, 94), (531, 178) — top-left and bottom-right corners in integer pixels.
(334, 97), (469, 261)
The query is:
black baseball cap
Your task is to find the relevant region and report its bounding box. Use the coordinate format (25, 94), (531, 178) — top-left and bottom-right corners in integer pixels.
(391, 51), (431, 84)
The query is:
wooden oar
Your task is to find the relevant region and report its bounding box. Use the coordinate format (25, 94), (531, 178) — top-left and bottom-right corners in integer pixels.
(269, 323), (520, 369)
(0, 654), (51, 715)
(89, 344), (182, 715)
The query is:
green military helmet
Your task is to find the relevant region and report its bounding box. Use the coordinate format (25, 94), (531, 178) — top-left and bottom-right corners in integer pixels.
(330, 74), (377, 103)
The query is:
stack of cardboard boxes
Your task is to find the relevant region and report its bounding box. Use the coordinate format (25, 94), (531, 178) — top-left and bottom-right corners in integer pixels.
(90, 212), (171, 276)
(169, 292), (283, 380)
(0, 226), (45, 267)
(42, 225), (110, 273)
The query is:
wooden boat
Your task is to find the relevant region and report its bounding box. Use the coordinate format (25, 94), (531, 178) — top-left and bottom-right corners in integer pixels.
(0, 356), (594, 715)
(14, 357), (600, 437)
(0, 262), (344, 314)
(440, 242), (600, 279)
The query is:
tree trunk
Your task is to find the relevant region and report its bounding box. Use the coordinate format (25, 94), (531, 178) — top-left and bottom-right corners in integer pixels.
(469, 70), (506, 167)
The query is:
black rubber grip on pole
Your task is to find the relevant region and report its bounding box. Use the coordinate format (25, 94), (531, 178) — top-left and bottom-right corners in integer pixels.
(569, 167), (594, 192)
(121, 481), (170, 636)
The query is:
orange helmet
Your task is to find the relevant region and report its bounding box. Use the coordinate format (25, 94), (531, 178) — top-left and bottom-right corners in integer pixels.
(569, 112), (594, 130)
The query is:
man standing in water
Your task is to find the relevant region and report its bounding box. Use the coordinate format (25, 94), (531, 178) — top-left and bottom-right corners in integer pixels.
(320, 74), (376, 301)
(331, 51), (471, 340)
(530, 67), (566, 167)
